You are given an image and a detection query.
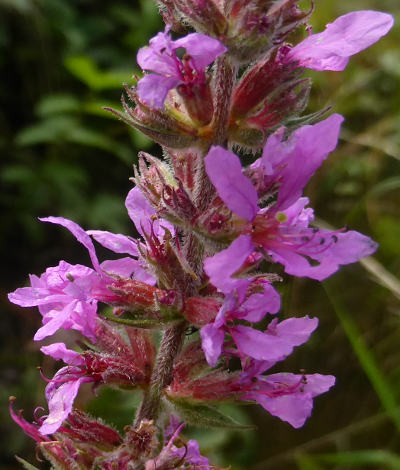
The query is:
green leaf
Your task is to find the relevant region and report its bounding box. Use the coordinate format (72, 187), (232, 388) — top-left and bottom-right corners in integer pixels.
(16, 116), (79, 145)
(100, 312), (167, 329)
(64, 55), (134, 91)
(37, 94), (80, 117)
(166, 398), (255, 430)
(15, 456), (41, 470)
(295, 455), (325, 470)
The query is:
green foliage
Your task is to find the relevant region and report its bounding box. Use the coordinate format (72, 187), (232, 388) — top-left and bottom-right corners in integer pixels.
(14, 457), (40, 470)
(166, 397), (255, 430)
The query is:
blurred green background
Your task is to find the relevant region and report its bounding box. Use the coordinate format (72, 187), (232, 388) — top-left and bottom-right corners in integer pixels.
(1, 0), (399, 468)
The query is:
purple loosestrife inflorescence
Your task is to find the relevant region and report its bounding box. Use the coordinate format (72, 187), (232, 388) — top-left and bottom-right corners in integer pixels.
(8, 2), (393, 469)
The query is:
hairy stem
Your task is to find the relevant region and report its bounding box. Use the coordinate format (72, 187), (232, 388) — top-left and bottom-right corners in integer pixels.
(211, 55), (236, 146)
(135, 320), (188, 425)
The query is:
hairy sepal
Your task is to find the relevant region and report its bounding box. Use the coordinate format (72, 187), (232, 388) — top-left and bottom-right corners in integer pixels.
(165, 397), (255, 430)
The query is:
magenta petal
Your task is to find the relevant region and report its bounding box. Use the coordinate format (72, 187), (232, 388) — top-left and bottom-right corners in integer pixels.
(256, 392), (313, 428)
(40, 217), (101, 273)
(302, 373), (336, 397)
(288, 11), (394, 71)
(88, 230), (139, 257)
(249, 373), (335, 428)
(241, 283), (281, 322)
(175, 33), (227, 70)
(205, 146), (259, 221)
(137, 31), (178, 76)
(39, 375), (89, 435)
(204, 235), (254, 293)
(272, 228), (378, 281)
(264, 114), (344, 211)
(40, 343), (84, 366)
(314, 230), (378, 265)
(101, 258), (155, 285)
(200, 323), (225, 367)
(126, 186), (155, 237)
(137, 73), (179, 109)
(125, 186), (174, 238)
(34, 310), (70, 341)
(267, 373), (336, 397)
(283, 198), (314, 228)
(171, 439), (210, 468)
(232, 325), (293, 362)
(8, 287), (66, 307)
(272, 316), (318, 347)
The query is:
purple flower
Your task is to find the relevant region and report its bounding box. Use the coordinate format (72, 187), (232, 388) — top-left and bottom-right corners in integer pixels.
(39, 343), (93, 435)
(8, 205), (163, 340)
(146, 416), (210, 470)
(201, 241), (321, 367)
(235, 321), (335, 428)
(243, 372), (335, 428)
(137, 30), (226, 109)
(9, 261), (100, 342)
(285, 10), (394, 71)
(200, 285), (282, 367)
(204, 114), (378, 281)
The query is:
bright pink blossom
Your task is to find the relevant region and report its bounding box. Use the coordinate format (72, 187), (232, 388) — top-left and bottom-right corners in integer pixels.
(137, 30), (226, 108)
(8, 261), (100, 342)
(8, 214), (151, 341)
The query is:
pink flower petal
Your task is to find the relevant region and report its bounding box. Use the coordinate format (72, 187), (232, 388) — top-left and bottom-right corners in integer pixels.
(175, 33), (227, 70)
(204, 235), (254, 293)
(262, 114), (344, 211)
(205, 146), (259, 221)
(271, 316), (319, 347)
(40, 343), (84, 366)
(87, 230), (139, 257)
(39, 374), (90, 435)
(288, 11), (394, 71)
(137, 73), (179, 109)
(241, 282), (281, 322)
(232, 325), (293, 362)
(125, 186), (174, 238)
(40, 217), (101, 273)
(200, 323), (225, 367)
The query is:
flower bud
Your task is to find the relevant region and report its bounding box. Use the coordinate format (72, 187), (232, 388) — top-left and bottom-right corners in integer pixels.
(124, 419), (159, 460)
(157, 0), (227, 37)
(182, 296), (221, 326)
(229, 48), (311, 147)
(133, 151), (177, 208)
(224, 0), (312, 63)
(107, 279), (164, 311)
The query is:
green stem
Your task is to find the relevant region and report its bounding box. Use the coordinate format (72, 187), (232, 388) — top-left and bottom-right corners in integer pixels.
(134, 320), (188, 425)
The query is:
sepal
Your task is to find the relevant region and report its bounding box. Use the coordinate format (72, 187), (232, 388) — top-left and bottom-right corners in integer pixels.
(165, 397), (255, 430)
(106, 85), (199, 149)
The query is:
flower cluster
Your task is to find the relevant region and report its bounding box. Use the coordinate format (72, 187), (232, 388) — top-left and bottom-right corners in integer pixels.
(9, 2), (393, 469)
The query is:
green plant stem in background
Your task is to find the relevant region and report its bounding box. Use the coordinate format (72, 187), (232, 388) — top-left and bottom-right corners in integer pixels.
(324, 279), (400, 433)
